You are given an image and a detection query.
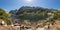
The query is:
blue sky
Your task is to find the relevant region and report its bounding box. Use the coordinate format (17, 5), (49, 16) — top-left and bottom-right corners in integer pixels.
(0, 0), (60, 11)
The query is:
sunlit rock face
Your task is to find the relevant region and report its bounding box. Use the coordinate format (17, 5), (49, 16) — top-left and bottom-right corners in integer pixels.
(0, 19), (7, 26)
(26, 29), (32, 30)
(36, 25), (49, 30)
(36, 27), (45, 30)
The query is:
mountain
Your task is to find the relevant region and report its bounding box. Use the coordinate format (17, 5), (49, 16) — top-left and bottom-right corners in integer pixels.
(9, 6), (58, 22)
(17, 6), (48, 14)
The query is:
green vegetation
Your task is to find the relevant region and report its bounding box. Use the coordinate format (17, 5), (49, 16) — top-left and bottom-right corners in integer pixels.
(0, 8), (11, 25)
(53, 12), (60, 20)
(19, 12), (48, 22)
